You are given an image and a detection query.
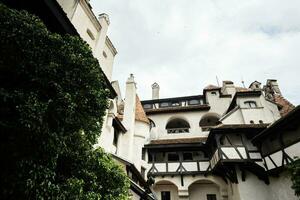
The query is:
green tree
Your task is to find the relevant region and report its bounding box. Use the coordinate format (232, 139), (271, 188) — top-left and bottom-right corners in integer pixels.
(0, 3), (129, 199)
(289, 158), (300, 197)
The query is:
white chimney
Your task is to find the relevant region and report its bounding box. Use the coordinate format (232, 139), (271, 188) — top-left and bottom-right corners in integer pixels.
(152, 82), (160, 100)
(118, 74), (136, 161)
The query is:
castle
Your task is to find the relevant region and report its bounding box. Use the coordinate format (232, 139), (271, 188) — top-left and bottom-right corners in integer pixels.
(5, 0), (300, 199)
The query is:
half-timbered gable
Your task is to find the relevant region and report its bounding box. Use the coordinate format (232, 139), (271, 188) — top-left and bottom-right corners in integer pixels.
(253, 105), (300, 173)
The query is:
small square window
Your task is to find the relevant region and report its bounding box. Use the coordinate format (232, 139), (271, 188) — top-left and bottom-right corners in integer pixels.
(102, 51), (107, 58)
(207, 194), (217, 200)
(244, 101), (257, 108)
(161, 191), (170, 200)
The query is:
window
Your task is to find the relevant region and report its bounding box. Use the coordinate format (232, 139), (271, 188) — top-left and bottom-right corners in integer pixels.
(171, 101), (181, 107)
(183, 152), (193, 161)
(244, 101), (257, 108)
(188, 99), (200, 105)
(193, 151), (205, 160)
(167, 153), (179, 162)
(148, 153), (153, 162)
(154, 153), (165, 162)
(200, 113), (221, 130)
(141, 167), (146, 179)
(211, 91), (217, 95)
(86, 28), (95, 40)
(113, 129), (119, 146)
(160, 102), (170, 108)
(143, 104), (152, 109)
(142, 149), (146, 161)
(161, 191), (170, 200)
(250, 120), (254, 124)
(166, 118), (190, 134)
(102, 51), (107, 58)
(207, 194), (217, 200)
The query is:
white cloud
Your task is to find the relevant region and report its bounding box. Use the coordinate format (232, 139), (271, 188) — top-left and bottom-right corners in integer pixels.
(91, 0), (300, 104)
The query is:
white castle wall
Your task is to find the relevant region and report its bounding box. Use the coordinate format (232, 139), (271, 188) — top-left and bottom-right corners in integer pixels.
(149, 111), (209, 139)
(58, 0), (116, 81)
(205, 90), (232, 115)
(132, 121), (149, 171)
(236, 169), (297, 200)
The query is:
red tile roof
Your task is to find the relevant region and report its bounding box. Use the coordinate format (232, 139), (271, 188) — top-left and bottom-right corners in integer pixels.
(135, 95), (150, 124)
(274, 95), (295, 116)
(117, 95), (149, 124)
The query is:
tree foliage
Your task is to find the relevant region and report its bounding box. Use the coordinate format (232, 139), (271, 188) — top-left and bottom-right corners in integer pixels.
(289, 158), (300, 197)
(0, 3), (129, 199)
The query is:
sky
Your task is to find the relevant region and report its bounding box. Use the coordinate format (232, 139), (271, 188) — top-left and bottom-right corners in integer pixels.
(90, 0), (300, 105)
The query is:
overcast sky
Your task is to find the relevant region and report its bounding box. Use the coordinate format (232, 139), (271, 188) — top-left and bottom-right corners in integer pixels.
(91, 0), (300, 105)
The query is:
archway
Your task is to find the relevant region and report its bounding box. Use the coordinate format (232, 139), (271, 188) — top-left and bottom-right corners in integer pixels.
(153, 180), (179, 200)
(188, 179), (221, 200)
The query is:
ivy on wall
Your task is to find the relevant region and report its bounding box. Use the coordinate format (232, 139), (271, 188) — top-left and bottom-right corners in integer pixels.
(0, 3), (129, 199)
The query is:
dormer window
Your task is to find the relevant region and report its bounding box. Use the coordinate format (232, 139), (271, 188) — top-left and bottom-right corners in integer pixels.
(244, 101), (257, 108)
(166, 118), (190, 133)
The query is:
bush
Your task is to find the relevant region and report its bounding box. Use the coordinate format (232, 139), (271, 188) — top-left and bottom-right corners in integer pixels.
(0, 3), (129, 199)
(289, 158), (300, 197)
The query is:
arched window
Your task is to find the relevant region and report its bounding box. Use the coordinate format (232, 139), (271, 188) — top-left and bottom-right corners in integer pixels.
(244, 101), (257, 108)
(166, 118), (190, 134)
(199, 113), (221, 131)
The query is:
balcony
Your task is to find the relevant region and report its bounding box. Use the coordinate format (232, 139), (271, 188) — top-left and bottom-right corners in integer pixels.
(148, 160), (210, 176)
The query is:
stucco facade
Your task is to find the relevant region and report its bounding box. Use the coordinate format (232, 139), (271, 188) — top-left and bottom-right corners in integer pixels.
(56, 2), (299, 199)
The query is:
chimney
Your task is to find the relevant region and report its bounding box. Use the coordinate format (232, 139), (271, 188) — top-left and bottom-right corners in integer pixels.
(152, 82), (160, 100)
(249, 81), (262, 91)
(118, 74), (136, 161)
(267, 79), (282, 95)
(98, 13), (110, 26)
(222, 80), (236, 96)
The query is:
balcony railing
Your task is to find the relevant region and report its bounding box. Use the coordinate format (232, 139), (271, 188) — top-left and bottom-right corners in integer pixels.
(149, 160), (210, 175)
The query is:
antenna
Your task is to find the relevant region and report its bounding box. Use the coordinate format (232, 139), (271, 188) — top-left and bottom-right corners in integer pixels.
(216, 76), (220, 87)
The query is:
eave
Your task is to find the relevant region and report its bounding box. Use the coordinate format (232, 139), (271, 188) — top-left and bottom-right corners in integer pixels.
(141, 95), (204, 104)
(145, 104), (210, 114)
(112, 117), (126, 133)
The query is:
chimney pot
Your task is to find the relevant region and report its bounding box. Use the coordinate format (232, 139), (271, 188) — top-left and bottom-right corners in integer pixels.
(152, 82), (159, 100)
